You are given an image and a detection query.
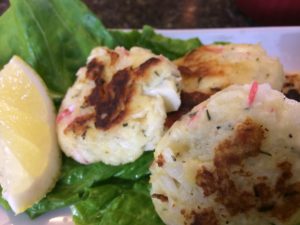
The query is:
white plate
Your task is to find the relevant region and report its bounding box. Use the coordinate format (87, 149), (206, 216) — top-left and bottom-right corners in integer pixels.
(1, 26), (300, 225)
(160, 26), (300, 72)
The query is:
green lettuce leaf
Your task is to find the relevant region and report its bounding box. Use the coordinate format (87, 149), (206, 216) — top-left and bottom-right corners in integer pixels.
(26, 152), (154, 218)
(0, 0), (114, 95)
(0, 187), (11, 211)
(71, 179), (164, 225)
(213, 41), (230, 45)
(110, 25), (202, 60)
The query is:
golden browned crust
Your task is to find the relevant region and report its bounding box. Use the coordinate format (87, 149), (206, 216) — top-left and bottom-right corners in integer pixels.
(253, 183), (272, 203)
(65, 58), (134, 133)
(282, 73), (300, 102)
(271, 162), (300, 221)
(195, 118), (264, 216)
(178, 60), (225, 80)
(152, 193), (169, 202)
(107, 49), (119, 66)
(191, 208), (219, 225)
(64, 55), (163, 135)
(135, 57), (160, 76)
(196, 166), (217, 197)
(64, 113), (95, 136)
(176, 46), (224, 78)
(175, 46), (227, 94)
(86, 58), (104, 80)
(193, 117), (300, 222)
(213, 118), (264, 215)
(86, 68), (134, 130)
(156, 153), (166, 167)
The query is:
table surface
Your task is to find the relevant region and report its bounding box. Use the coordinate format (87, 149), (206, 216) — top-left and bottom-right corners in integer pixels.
(0, 0), (254, 28)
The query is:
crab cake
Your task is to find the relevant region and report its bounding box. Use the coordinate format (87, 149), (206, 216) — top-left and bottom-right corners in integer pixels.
(175, 44), (284, 95)
(57, 47), (181, 165)
(166, 44), (285, 127)
(151, 83), (300, 225)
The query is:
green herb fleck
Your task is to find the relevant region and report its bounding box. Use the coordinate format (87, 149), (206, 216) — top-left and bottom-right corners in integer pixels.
(206, 109), (211, 121)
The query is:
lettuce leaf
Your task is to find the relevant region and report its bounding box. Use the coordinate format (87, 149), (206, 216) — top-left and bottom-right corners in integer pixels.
(110, 25), (202, 60)
(0, 0), (114, 95)
(0, 187), (10, 211)
(71, 180), (164, 225)
(26, 152), (154, 218)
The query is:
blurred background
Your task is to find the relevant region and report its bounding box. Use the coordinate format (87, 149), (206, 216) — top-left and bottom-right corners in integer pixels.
(1, 0), (300, 28)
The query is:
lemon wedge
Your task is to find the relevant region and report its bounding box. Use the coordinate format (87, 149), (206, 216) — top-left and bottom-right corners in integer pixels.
(0, 56), (60, 214)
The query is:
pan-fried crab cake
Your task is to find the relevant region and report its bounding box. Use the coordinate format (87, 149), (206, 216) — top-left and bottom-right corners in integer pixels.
(166, 44), (284, 127)
(151, 83), (300, 225)
(57, 47), (181, 165)
(175, 44), (284, 95)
